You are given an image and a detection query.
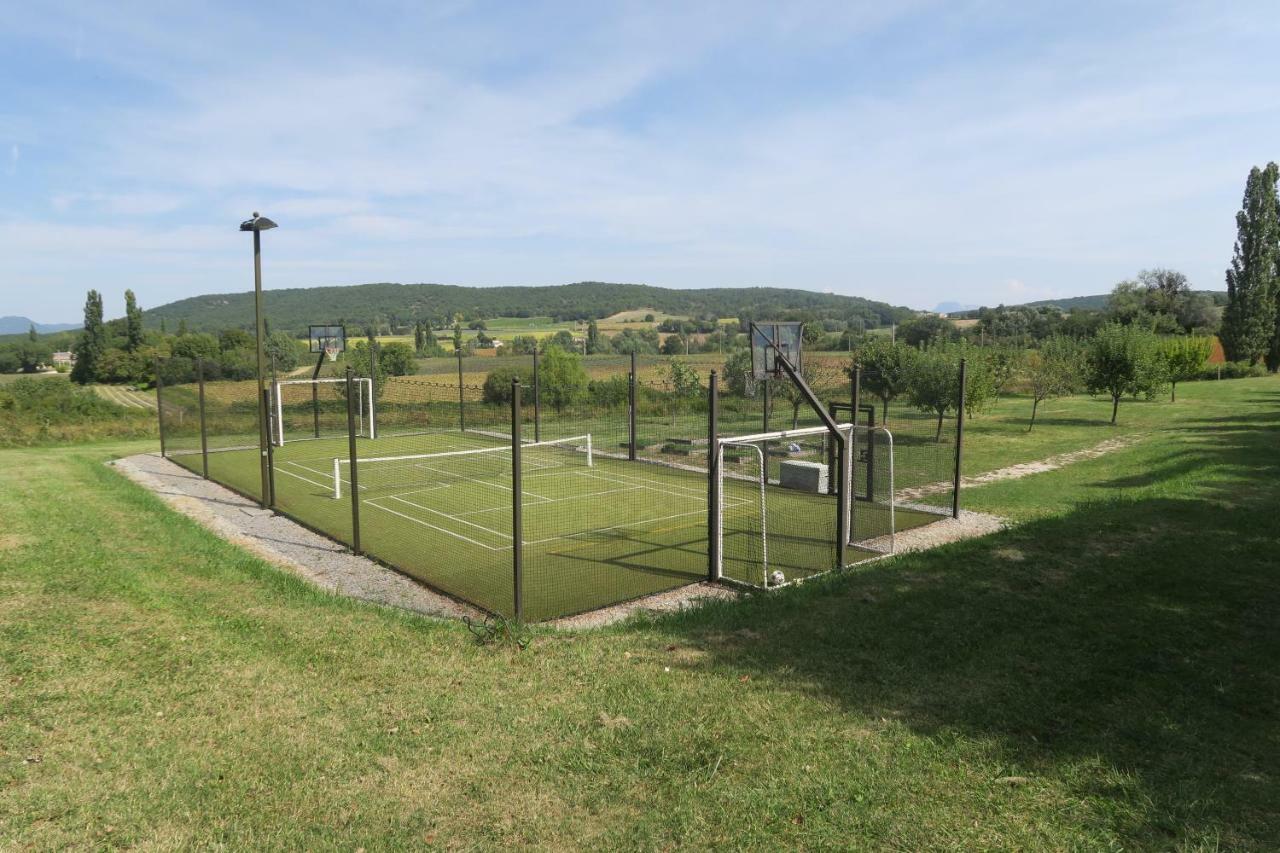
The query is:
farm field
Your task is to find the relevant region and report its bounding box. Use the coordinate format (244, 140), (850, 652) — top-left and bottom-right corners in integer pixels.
(2, 374), (1276, 847)
(0, 370), (65, 385)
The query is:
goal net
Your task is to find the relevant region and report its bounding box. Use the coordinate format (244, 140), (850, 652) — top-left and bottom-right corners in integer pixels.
(271, 378), (375, 446)
(715, 423), (894, 589)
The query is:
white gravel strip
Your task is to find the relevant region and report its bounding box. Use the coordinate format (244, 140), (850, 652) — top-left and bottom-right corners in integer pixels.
(896, 434), (1144, 501)
(111, 453), (482, 622)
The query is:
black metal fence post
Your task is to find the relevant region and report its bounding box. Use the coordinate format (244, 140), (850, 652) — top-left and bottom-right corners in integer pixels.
(197, 358), (209, 479)
(262, 388), (276, 507)
(826, 401), (838, 496)
(511, 378), (524, 622)
(628, 352), (637, 461)
(346, 366), (362, 553)
(154, 359), (167, 457)
(456, 349), (465, 433)
(707, 370), (719, 582)
(532, 347), (541, 443)
(953, 358), (967, 519)
(369, 340), (379, 439)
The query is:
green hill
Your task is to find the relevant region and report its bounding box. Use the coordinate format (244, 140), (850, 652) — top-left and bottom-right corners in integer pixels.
(144, 281), (914, 333)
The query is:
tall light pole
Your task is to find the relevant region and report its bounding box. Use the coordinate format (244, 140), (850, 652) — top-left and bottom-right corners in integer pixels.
(240, 212), (278, 507)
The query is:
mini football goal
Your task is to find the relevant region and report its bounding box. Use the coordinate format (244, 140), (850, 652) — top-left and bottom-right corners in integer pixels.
(714, 422), (895, 589)
(271, 377), (375, 446)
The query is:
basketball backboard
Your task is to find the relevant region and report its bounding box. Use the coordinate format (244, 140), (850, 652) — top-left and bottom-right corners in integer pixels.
(750, 321), (804, 380)
(308, 325), (346, 355)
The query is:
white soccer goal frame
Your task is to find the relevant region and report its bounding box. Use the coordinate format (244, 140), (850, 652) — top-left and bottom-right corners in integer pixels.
(331, 433), (593, 500)
(714, 423), (895, 589)
(271, 377), (375, 446)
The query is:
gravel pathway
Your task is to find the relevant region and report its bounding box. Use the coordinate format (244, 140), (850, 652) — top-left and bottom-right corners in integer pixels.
(111, 453), (482, 622)
(896, 434), (1144, 501)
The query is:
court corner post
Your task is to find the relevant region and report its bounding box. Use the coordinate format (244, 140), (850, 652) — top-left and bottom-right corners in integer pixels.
(953, 357), (967, 519)
(197, 358), (209, 479)
(511, 378), (524, 623)
(532, 347), (541, 443)
(628, 351), (637, 461)
(345, 366), (362, 554)
(262, 387), (276, 507)
(154, 357), (167, 458)
(707, 370), (719, 582)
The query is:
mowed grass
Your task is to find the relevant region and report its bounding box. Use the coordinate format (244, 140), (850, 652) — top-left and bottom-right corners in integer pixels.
(1, 376), (1278, 847)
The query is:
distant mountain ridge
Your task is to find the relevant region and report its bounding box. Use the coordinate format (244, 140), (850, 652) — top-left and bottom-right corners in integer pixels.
(0, 316), (79, 335)
(944, 291), (1228, 317)
(144, 280), (917, 333)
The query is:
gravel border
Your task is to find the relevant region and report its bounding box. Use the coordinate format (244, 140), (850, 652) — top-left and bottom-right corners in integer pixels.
(111, 453), (1006, 630)
(111, 454), (483, 622)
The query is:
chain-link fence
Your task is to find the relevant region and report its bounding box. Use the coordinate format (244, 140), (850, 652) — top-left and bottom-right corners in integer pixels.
(157, 352), (968, 621)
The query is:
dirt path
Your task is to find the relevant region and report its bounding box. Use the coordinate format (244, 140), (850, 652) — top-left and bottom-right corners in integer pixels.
(897, 434), (1145, 501)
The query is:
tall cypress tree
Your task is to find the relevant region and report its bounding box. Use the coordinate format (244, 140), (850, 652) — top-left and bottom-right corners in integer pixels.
(124, 289), (144, 352)
(1222, 163), (1279, 365)
(71, 290), (105, 384)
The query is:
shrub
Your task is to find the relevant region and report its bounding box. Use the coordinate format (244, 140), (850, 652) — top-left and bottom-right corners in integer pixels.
(482, 365), (535, 404)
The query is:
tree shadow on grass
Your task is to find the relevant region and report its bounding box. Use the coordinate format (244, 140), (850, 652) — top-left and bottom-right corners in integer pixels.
(652, 404), (1280, 846)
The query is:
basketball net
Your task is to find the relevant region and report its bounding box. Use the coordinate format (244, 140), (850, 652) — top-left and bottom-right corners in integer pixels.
(324, 344), (339, 362)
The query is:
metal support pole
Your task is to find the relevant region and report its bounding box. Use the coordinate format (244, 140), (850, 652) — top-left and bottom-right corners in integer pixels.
(511, 379), (524, 622)
(953, 358), (967, 519)
(262, 388), (276, 508)
(345, 367), (362, 553)
(154, 358), (167, 457)
(252, 228), (271, 509)
(456, 349), (465, 433)
(761, 378), (771, 479)
(628, 351), (637, 461)
(532, 347), (541, 443)
(312, 350), (325, 438)
(197, 358), (209, 479)
(826, 402), (838, 496)
(707, 370), (719, 581)
(369, 339), (379, 439)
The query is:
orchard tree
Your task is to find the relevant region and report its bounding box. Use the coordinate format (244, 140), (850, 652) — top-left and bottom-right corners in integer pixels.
(377, 342), (418, 376)
(1084, 324), (1167, 424)
(1221, 163), (1279, 366)
(1025, 336), (1082, 430)
(777, 358), (843, 429)
(906, 342), (995, 441)
(664, 358), (701, 425)
(853, 338), (917, 422)
(539, 345), (588, 412)
(1159, 336), (1212, 402)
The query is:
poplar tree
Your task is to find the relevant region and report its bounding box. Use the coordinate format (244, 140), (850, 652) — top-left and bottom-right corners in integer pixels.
(124, 289), (144, 352)
(71, 290), (105, 384)
(1221, 163), (1279, 366)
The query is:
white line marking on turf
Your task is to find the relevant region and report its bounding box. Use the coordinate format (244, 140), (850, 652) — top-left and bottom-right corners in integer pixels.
(386, 495), (512, 540)
(364, 499), (506, 551)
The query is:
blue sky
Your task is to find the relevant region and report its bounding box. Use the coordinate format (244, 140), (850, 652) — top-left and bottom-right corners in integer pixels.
(2, 1), (1278, 322)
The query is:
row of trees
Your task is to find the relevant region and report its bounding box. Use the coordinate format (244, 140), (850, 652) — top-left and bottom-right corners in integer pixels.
(852, 326), (1213, 432)
(1221, 162), (1280, 369)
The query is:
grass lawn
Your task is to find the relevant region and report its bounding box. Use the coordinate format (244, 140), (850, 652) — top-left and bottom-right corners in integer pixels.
(2, 376), (1278, 847)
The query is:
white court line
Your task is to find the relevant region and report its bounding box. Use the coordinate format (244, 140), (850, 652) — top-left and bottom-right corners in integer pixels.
(275, 463), (334, 491)
(449, 482), (642, 518)
(364, 499), (507, 551)
(523, 505), (717, 546)
(386, 495), (513, 541)
(589, 465), (710, 499)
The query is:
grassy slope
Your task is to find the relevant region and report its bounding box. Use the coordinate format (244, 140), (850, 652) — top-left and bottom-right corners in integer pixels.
(1, 377), (1278, 848)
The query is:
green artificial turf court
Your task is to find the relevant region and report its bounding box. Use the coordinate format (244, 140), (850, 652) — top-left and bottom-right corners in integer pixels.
(165, 423), (937, 621)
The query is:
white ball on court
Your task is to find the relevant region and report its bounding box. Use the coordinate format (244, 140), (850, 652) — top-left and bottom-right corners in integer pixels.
(769, 570), (786, 586)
